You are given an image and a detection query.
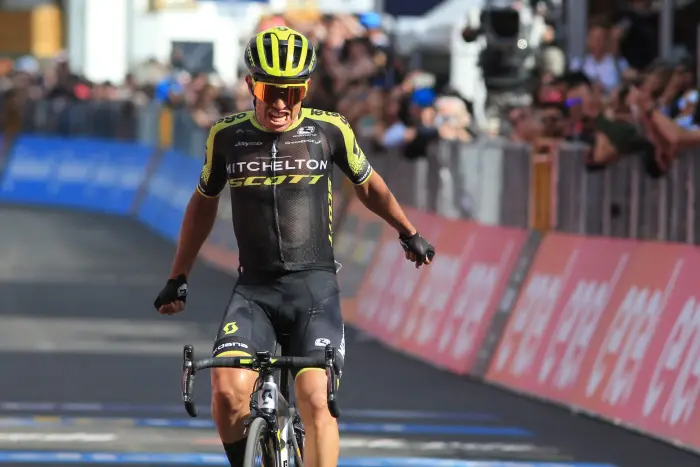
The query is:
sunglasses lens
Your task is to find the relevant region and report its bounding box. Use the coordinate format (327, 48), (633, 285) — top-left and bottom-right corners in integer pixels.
(254, 82), (307, 105)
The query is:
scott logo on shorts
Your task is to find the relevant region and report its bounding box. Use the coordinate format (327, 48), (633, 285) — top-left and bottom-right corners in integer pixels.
(223, 322), (238, 335)
(314, 338), (331, 347)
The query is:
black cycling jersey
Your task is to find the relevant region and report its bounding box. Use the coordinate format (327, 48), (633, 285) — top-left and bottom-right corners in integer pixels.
(197, 108), (373, 273)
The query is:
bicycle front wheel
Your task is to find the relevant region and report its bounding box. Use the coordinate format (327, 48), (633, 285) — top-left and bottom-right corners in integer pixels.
(243, 417), (277, 467)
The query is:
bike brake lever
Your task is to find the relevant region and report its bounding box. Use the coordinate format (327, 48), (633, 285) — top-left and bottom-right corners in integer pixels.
(182, 345), (198, 418)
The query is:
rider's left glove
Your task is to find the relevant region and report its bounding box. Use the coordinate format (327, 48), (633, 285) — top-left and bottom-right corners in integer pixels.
(154, 274), (188, 315)
(399, 232), (435, 266)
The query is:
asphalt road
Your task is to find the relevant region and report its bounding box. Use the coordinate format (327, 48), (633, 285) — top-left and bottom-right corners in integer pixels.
(0, 205), (699, 467)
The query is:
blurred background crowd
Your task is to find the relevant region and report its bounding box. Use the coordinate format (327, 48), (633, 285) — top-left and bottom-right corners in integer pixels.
(0, 9), (479, 162)
(1, 0), (700, 177)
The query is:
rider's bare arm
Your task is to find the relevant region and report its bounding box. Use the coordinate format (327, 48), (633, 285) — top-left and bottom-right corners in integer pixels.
(352, 171), (416, 237)
(168, 122), (228, 278)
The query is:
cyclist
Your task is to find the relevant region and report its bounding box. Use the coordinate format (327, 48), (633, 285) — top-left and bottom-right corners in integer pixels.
(154, 26), (435, 467)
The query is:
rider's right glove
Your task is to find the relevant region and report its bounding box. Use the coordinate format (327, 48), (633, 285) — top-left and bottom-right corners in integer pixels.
(153, 274), (188, 310)
(399, 232), (436, 265)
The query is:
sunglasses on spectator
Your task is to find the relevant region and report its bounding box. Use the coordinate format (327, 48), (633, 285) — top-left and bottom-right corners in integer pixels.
(252, 78), (309, 105)
(565, 97), (583, 108)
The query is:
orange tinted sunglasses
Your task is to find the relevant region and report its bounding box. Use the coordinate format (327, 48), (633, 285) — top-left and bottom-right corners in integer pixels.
(252, 79), (309, 105)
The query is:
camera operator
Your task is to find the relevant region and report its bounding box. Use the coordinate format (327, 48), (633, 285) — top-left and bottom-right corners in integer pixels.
(460, 0), (547, 126)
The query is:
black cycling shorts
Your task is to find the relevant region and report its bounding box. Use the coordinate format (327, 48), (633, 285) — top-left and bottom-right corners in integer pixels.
(212, 269), (345, 377)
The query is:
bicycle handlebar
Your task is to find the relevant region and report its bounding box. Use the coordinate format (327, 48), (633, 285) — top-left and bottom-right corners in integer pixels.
(192, 355), (326, 372)
(181, 344), (341, 419)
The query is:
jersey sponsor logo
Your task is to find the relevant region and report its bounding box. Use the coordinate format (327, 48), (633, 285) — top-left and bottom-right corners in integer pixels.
(216, 112), (248, 125)
(222, 322), (238, 335)
(348, 137), (370, 180)
(235, 141), (263, 147)
(297, 126), (315, 136)
(315, 337), (331, 347)
(228, 174), (326, 188)
(215, 341), (249, 353)
(200, 164), (211, 184)
(226, 159), (328, 174)
(285, 139), (321, 145)
(339, 325), (346, 357)
(327, 177), (333, 246)
(310, 109), (350, 127)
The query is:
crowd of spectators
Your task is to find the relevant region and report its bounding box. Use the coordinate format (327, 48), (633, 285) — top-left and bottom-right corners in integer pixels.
(0, 1), (699, 180)
(0, 11), (475, 161)
(509, 0), (700, 178)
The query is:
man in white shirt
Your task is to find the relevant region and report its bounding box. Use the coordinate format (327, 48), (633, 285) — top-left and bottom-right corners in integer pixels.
(569, 23), (629, 94)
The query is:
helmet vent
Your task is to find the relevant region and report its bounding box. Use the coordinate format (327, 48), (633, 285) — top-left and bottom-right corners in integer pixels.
(302, 49), (312, 70)
(291, 36), (303, 68)
(279, 42), (289, 69)
(262, 33), (275, 68)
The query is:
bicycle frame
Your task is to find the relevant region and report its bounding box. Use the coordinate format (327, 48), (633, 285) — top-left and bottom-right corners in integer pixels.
(248, 370), (296, 467)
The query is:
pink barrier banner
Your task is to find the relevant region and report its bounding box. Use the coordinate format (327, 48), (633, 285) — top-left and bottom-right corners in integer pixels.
(351, 207), (526, 374)
(486, 233), (700, 451)
(570, 243), (700, 449)
(352, 207), (443, 344)
(422, 223), (526, 374)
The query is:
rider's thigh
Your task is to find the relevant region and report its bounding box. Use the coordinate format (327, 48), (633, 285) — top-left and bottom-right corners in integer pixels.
(212, 286), (277, 359)
(287, 270), (345, 378)
(211, 284), (278, 409)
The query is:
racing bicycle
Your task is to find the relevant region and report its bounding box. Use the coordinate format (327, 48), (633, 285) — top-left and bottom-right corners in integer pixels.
(181, 344), (341, 467)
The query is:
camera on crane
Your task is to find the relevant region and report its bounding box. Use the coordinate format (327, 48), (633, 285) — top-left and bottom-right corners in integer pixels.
(462, 3), (534, 89)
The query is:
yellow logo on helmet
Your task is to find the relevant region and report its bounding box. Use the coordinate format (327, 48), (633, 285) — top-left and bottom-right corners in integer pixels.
(308, 49), (317, 73)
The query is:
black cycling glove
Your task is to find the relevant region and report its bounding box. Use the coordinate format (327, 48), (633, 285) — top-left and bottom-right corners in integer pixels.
(399, 232), (435, 264)
(154, 274), (188, 309)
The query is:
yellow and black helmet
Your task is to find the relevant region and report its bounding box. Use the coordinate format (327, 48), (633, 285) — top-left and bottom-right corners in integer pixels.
(244, 26), (317, 82)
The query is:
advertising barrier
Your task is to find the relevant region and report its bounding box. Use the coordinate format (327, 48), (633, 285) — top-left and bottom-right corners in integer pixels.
(343, 197), (528, 375)
(485, 234), (700, 452)
(424, 223), (527, 375)
(137, 149), (202, 242)
(333, 197), (389, 325)
(0, 135), (154, 215)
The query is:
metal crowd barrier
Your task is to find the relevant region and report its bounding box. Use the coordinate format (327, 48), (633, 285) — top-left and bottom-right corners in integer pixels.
(553, 145), (700, 244)
(7, 98), (700, 245)
(355, 137), (700, 245)
(18, 98), (139, 140)
(364, 138), (530, 226)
